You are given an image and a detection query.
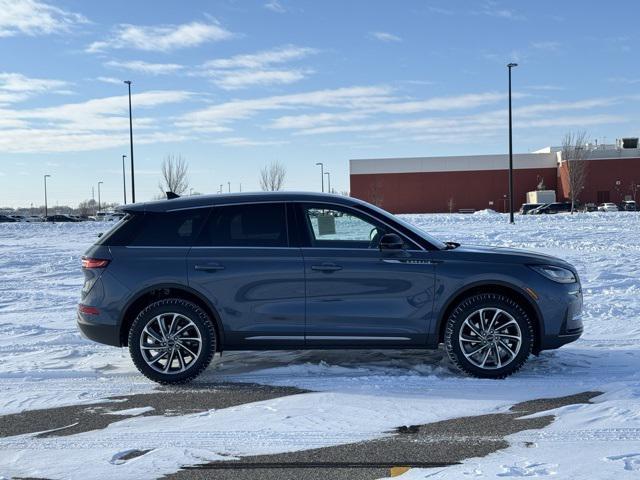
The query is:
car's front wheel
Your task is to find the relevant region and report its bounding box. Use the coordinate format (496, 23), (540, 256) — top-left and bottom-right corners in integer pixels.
(444, 293), (533, 379)
(128, 298), (216, 384)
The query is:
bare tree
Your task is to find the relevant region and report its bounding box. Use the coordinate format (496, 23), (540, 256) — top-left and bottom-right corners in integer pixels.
(561, 131), (589, 213)
(158, 154), (189, 195)
(259, 160), (286, 191)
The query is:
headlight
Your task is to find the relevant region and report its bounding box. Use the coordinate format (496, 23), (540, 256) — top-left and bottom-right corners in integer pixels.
(529, 265), (577, 283)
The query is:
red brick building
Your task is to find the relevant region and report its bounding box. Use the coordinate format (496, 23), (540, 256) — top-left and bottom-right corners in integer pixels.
(350, 141), (640, 213)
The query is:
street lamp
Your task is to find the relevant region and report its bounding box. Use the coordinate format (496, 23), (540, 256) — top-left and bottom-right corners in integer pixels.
(228, 181), (231, 193)
(315, 162), (324, 192)
(507, 62), (518, 224)
(98, 181), (103, 212)
(324, 171), (331, 194)
(43, 174), (51, 220)
(124, 80), (135, 203)
(121, 155), (127, 204)
(219, 184), (223, 194)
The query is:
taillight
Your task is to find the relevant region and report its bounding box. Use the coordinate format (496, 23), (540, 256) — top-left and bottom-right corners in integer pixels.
(78, 304), (100, 315)
(82, 257), (110, 269)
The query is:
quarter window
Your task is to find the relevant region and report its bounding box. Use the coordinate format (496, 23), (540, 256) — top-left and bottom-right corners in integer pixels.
(128, 210), (208, 247)
(198, 203), (288, 247)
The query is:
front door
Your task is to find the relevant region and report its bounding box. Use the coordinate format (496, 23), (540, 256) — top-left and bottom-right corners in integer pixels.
(298, 203), (436, 347)
(187, 203), (305, 349)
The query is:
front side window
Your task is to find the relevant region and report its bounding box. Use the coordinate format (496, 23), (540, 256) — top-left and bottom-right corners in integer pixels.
(302, 205), (389, 249)
(198, 203), (288, 247)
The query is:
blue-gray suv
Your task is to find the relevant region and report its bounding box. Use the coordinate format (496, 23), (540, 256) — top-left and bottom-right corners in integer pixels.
(78, 192), (583, 384)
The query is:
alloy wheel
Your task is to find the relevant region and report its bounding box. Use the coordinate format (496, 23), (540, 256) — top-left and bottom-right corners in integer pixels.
(458, 307), (522, 370)
(139, 313), (203, 374)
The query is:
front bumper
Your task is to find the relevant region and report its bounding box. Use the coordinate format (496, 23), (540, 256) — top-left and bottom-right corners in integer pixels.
(537, 282), (583, 351)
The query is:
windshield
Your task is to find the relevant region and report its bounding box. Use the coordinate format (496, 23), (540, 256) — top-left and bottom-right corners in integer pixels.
(362, 202), (448, 250)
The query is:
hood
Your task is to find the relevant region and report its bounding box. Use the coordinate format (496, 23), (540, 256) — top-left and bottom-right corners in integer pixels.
(448, 244), (574, 268)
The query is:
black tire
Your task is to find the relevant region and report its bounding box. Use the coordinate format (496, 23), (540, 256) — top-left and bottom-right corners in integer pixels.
(444, 293), (533, 379)
(128, 298), (216, 384)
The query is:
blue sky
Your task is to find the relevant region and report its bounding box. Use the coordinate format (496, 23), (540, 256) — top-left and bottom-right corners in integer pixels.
(0, 0), (639, 207)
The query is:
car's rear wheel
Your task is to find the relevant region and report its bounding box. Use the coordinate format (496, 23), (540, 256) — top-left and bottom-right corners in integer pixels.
(128, 298), (216, 384)
(444, 293), (533, 379)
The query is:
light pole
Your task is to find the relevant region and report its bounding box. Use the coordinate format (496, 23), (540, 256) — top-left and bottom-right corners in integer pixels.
(507, 62), (518, 224)
(98, 181), (103, 212)
(324, 171), (331, 193)
(124, 80), (135, 203)
(121, 155), (127, 204)
(219, 184), (223, 194)
(43, 174), (51, 220)
(228, 181), (231, 193)
(315, 162), (324, 192)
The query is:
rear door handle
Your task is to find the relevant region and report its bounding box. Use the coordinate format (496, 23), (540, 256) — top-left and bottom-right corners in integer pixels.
(311, 263), (343, 272)
(194, 263), (225, 272)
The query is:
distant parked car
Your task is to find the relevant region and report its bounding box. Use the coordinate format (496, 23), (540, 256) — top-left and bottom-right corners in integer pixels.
(519, 203), (544, 215)
(582, 203), (598, 213)
(0, 214), (18, 222)
(620, 200), (637, 211)
(597, 203), (619, 212)
(45, 214), (81, 222)
(530, 202), (572, 215)
(23, 215), (44, 222)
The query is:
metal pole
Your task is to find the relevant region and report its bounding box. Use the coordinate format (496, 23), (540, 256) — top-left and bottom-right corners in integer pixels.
(44, 175), (50, 220)
(315, 162), (324, 192)
(507, 63), (518, 224)
(228, 181), (231, 193)
(325, 171), (331, 193)
(219, 184), (223, 194)
(98, 181), (103, 212)
(122, 155), (127, 204)
(124, 81), (135, 203)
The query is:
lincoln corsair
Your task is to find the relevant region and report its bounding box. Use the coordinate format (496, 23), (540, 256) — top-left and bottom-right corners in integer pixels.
(78, 192), (583, 384)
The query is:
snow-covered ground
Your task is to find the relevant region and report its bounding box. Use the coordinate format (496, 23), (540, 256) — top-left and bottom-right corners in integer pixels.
(1, 212), (639, 479)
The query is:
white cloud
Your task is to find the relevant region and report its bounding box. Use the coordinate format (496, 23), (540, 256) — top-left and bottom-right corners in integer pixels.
(210, 69), (310, 90)
(198, 45), (318, 90)
(370, 31), (402, 42)
(176, 86), (394, 130)
(0, 72), (70, 104)
(86, 20), (233, 53)
(95, 76), (123, 85)
(203, 45), (317, 70)
(0, 0), (88, 37)
(209, 136), (288, 147)
(292, 97), (632, 137)
(0, 90), (192, 153)
(264, 0), (286, 13)
(270, 111), (369, 130)
(105, 60), (183, 75)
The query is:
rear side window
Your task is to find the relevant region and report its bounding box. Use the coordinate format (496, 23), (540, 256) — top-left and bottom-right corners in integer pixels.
(128, 210), (209, 247)
(197, 203), (288, 247)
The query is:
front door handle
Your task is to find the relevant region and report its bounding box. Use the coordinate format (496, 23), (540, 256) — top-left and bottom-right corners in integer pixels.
(311, 263), (343, 272)
(194, 263), (225, 272)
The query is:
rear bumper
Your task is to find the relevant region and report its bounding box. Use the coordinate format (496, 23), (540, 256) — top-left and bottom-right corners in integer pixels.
(77, 309), (120, 346)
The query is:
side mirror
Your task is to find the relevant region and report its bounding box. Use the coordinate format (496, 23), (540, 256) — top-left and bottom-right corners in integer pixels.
(379, 233), (405, 250)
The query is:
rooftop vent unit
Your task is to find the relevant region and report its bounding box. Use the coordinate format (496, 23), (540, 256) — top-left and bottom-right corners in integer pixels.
(621, 137), (639, 149)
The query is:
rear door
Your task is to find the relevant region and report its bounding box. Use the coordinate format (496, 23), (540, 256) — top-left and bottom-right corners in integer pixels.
(297, 203), (436, 347)
(187, 202), (305, 349)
